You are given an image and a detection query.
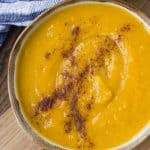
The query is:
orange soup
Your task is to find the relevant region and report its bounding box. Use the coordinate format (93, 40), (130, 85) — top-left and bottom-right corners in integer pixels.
(15, 2), (150, 149)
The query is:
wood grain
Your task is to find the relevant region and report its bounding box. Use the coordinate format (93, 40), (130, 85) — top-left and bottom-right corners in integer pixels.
(0, 108), (41, 150)
(0, 0), (150, 150)
(0, 27), (24, 115)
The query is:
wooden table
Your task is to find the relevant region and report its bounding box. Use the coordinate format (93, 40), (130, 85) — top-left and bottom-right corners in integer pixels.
(0, 0), (150, 149)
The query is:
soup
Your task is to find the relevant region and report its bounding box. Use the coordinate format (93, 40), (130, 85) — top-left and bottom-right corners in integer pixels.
(15, 2), (150, 149)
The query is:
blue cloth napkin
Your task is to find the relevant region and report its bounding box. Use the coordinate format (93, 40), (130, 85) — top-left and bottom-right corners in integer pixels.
(0, 0), (63, 46)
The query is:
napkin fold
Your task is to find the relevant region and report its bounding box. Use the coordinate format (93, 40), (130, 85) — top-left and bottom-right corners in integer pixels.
(0, 0), (62, 46)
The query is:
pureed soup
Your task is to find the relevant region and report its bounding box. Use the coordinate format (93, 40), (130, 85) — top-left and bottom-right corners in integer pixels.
(15, 1), (150, 150)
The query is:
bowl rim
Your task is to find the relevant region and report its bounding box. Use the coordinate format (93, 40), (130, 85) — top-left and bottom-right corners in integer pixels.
(8, 0), (150, 150)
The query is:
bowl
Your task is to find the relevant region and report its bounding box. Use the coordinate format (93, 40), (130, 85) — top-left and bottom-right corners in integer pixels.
(8, 0), (150, 150)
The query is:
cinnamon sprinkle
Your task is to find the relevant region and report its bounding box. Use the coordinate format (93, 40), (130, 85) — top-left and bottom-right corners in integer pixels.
(64, 119), (72, 133)
(38, 96), (53, 112)
(35, 34), (120, 146)
(36, 82), (73, 114)
(62, 26), (80, 59)
(70, 93), (87, 138)
(45, 52), (51, 59)
(72, 26), (80, 36)
(120, 24), (131, 33)
(86, 103), (92, 110)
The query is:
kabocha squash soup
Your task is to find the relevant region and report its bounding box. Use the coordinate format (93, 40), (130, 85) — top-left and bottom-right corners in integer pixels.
(15, 1), (150, 150)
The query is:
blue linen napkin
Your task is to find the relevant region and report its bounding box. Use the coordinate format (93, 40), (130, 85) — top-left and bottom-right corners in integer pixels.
(0, 0), (63, 46)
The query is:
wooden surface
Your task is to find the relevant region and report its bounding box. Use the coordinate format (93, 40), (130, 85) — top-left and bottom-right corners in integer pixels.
(0, 0), (150, 149)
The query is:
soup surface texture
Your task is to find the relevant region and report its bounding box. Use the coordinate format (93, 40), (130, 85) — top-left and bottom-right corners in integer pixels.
(15, 2), (150, 150)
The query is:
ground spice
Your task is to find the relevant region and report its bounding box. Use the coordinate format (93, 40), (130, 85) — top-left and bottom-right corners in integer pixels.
(64, 119), (72, 133)
(120, 24), (131, 32)
(36, 34), (121, 147)
(62, 26), (80, 59)
(115, 34), (122, 43)
(70, 91), (87, 138)
(61, 44), (74, 58)
(86, 103), (92, 110)
(45, 52), (51, 59)
(36, 82), (73, 114)
(37, 35), (117, 113)
(38, 96), (53, 112)
(72, 26), (80, 36)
